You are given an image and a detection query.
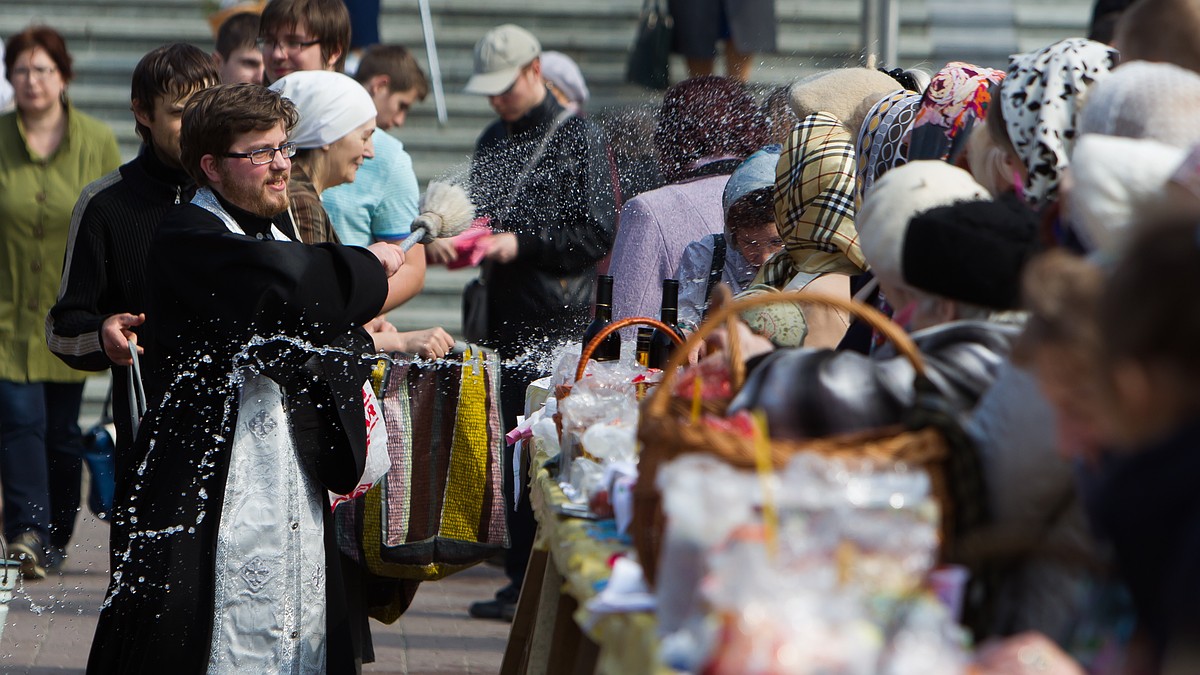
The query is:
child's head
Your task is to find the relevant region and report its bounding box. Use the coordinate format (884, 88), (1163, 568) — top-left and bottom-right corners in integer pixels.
(722, 146), (783, 267)
(1014, 250), (1109, 458)
(1098, 218), (1200, 443)
(214, 12), (263, 85)
(726, 188), (782, 267)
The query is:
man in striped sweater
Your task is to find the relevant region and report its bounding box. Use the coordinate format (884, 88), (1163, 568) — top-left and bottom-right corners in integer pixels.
(46, 44), (219, 473)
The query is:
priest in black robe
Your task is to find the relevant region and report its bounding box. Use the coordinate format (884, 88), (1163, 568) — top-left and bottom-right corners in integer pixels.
(87, 83), (407, 673)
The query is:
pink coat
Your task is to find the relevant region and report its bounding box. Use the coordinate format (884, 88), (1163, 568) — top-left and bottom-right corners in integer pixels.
(607, 173), (730, 332)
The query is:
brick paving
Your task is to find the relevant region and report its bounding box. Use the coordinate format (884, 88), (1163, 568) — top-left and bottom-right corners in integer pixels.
(0, 508), (511, 673)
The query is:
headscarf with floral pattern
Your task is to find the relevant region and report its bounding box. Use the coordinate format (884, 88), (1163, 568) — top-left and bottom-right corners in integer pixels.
(907, 62), (1005, 164)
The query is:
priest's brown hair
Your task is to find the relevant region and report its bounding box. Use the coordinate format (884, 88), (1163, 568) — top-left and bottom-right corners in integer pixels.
(180, 83), (299, 187)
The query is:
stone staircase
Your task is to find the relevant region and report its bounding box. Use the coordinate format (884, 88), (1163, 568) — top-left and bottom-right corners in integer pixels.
(2, 0), (1093, 338)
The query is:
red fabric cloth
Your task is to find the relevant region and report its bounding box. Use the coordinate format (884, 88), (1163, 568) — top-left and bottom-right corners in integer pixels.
(444, 219), (493, 270)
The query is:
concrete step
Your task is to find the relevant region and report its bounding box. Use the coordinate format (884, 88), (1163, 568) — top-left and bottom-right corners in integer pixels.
(386, 266), (475, 335)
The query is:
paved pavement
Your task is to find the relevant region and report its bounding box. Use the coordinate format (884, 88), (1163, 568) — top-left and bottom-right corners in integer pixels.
(0, 506), (511, 673)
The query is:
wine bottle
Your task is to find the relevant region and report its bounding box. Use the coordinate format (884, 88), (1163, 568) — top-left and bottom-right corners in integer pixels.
(581, 274), (621, 362)
(648, 279), (685, 369)
(636, 327), (653, 367)
(635, 327), (654, 399)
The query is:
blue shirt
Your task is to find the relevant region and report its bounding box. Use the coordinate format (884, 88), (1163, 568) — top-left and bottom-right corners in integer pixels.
(322, 128), (419, 247)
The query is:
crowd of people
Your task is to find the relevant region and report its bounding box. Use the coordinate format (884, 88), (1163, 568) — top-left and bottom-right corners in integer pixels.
(1, 0), (1199, 670)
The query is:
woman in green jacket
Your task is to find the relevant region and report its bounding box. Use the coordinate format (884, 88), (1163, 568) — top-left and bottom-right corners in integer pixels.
(0, 25), (119, 579)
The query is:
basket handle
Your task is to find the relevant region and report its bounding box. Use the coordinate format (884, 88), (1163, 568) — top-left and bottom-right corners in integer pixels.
(646, 290), (926, 416)
(575, 317), (686, 382)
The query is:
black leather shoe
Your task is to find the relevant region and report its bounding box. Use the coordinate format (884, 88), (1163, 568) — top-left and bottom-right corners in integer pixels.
(8, 531), (47, 581)
(468, 583), (520, 621)
(468, 597), (516, 621)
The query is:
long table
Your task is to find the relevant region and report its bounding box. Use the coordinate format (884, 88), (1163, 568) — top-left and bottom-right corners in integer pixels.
(500, 438), (677, 675)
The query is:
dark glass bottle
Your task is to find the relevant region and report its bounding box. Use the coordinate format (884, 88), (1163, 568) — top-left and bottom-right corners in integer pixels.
(636, 327), (654, 399)
(636, 328), (653, 368)
(582, 274), (621, 361)
(648, 279), (685, 369)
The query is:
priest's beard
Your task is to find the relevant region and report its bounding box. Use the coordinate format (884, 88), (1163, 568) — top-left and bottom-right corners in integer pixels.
(217, 164), (290, 218)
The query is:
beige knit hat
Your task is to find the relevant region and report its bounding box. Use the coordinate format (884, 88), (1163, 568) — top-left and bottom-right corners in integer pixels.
(1078, 60), (1200, 148)
(789, 68), (903, 129)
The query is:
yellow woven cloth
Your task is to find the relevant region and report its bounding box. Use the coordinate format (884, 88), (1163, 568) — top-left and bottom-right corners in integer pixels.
(439, 348), (489, 540)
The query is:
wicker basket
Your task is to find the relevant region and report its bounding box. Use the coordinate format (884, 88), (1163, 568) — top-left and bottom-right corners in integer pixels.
(633, 290), (954, 587)
(554, 317), (686, 442)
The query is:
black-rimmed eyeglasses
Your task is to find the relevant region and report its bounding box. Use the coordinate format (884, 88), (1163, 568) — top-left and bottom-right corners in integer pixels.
(224, 142), (298, 165)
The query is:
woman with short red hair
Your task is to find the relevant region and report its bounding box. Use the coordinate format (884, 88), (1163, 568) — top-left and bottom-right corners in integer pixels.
(0, 25), (119, 579)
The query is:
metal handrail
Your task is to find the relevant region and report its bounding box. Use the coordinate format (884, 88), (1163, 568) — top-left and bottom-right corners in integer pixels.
(418, 0), (449, 126)
(861, 0), (899, 68)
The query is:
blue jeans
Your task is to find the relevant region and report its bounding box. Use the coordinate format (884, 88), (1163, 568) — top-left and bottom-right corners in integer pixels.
(0, 380), (85, 546)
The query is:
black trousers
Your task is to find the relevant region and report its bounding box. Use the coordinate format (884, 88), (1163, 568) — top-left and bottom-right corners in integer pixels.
(499, 361), (539, 591)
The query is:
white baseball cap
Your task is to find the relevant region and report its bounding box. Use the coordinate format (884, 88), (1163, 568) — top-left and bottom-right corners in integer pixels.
(464, 24), (541, 96)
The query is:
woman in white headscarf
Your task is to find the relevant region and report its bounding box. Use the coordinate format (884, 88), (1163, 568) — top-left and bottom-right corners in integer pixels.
(271, 70), (454, 358)
(988, 38), (1118, 211)
(270, 70), (378, 245)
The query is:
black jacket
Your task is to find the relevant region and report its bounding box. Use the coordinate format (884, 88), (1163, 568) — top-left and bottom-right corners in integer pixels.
(87, 197), (387, 674)
(46, 144), (194, 457)
(1089, 417), (1200, 662)
(470, 92), (617, 357)
(731, 320), (1019, 440)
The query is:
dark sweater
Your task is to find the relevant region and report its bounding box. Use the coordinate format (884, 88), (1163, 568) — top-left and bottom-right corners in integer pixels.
(470, 92), (617, 355)
(1090, 417), (1200, 661)
(46, 144), (194, 456)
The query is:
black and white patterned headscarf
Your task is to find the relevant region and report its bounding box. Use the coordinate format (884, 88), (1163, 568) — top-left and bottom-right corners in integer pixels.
(1000, 38), (1118, 208)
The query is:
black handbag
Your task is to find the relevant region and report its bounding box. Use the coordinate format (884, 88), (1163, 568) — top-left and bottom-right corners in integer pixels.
(82, 383), (117, 520)
(626, 0), (673, 90)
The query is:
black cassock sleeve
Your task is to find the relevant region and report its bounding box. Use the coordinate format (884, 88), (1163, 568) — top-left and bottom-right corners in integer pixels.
(146, 206), (390, 494)
(148, 205), (387, 348)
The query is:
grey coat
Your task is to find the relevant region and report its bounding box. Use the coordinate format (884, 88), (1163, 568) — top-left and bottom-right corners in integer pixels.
(668, 0), (777, 57)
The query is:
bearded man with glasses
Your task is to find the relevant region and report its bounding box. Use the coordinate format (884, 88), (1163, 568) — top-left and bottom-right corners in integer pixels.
(87, 83), (408, 674)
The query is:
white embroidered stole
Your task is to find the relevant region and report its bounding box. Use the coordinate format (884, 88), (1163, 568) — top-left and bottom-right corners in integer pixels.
(195, 188), (326, 672)
(208, 372), (327, 674)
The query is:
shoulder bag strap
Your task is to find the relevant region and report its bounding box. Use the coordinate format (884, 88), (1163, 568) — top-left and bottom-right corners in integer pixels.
(127, 340), (148, 438)
(702, 233), (727, 319)
(498, 109), (575, 219)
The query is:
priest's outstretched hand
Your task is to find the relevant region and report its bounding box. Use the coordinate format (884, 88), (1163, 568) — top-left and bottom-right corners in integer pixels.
(367, 241), (406, 276)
